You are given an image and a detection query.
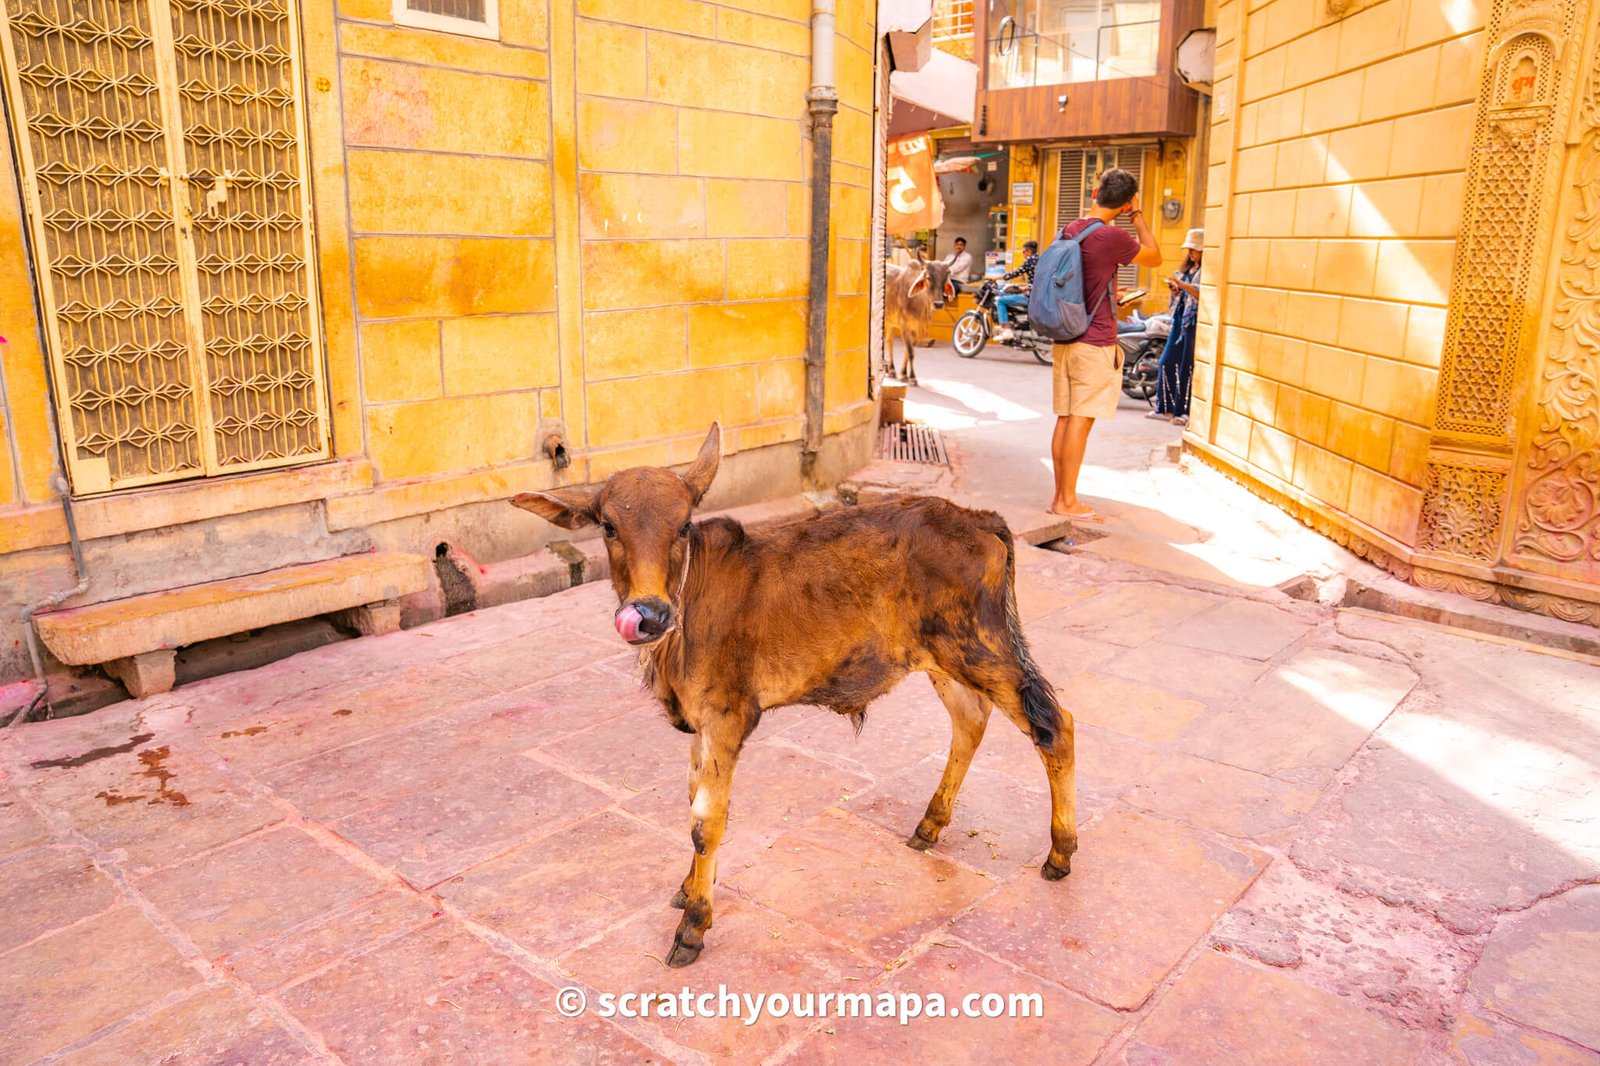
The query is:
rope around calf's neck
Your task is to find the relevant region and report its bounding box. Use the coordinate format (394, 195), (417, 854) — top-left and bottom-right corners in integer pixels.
(669, 530), (692, 626)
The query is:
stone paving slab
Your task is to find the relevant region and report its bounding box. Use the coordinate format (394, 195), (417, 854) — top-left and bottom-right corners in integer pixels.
(1113, 949), (1431, 1065)
(1471, 886), (1600, 1051)
(53, 983), (313, 1066)
(950, 806), (1269, 1011)
(1, 519), (1598, 1063)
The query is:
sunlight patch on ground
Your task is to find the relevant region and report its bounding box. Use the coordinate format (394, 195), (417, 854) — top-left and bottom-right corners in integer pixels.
(1380, 711), (1600, 864)
(916, 378), (1042, 422)
(905, 398), (983, 430)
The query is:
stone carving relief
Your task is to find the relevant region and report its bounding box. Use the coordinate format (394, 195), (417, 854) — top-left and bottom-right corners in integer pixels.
(1433, 25), (1569, 439)
(1418, 462), (1508, 561)
(1513, 40), (1600, 569)
(1421, 0), (1581, 566)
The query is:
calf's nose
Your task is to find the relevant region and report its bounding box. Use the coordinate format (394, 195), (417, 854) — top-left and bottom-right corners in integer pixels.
(635, 601), (672, 637)
(616, 599), (673, 643)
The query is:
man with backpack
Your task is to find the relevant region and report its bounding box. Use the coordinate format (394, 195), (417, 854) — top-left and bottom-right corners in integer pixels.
(1043, 168), (1161, 521)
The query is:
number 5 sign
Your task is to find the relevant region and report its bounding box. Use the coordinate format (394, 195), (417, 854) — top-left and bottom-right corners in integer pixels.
(886, 134), (943, 235)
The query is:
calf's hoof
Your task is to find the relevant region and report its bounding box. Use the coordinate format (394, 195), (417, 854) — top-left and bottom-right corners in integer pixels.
(906, 832), (936, 852)
(670, 886), (687, 909)
(666, 937), (703, 968)
(1040, 858), (1072, 881)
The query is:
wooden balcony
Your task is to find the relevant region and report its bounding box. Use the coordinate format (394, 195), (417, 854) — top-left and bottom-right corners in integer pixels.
(973, 0), (1206, 143)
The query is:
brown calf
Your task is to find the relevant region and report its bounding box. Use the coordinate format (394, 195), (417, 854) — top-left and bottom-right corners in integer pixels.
(513, 424), (1076, 967)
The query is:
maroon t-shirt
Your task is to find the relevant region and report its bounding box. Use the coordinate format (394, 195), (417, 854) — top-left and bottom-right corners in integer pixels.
(1059, 219), (1140, 346)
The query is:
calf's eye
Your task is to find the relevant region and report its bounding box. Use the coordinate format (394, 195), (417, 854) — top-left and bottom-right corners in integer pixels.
(679, 522), (692, 538)
(602, 521), (617, 539)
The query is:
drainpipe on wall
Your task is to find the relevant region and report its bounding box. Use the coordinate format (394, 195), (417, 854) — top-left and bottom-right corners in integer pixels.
(9, 473), (89, 727)
(801, 0), (839, 479)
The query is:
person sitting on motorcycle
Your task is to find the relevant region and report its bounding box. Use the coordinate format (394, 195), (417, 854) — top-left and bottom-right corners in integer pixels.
(991, 240), (1038, 342)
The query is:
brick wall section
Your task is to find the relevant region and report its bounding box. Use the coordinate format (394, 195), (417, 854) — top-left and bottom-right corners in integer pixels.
(1194, 0), (1485, 547)
(0, 0), (874, 509)
(337, 0), (875, 483)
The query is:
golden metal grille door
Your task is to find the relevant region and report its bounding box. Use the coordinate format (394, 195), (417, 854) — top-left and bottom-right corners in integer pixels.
(169, 0), (324, 472)
(0, 0), (327, 493)
(1, 0), (202, 489)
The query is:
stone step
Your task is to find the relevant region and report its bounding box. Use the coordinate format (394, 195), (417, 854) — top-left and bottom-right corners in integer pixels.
(34, 552), (431, 697)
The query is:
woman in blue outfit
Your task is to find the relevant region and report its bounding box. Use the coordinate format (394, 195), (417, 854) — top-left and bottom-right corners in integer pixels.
(1149, 229), (1203, 426)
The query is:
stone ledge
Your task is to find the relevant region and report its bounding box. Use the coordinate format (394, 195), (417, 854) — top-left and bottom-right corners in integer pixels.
(34, 552), (431, 667)
(0, 459), (374, 556)
(1339, 565), (1600, 659)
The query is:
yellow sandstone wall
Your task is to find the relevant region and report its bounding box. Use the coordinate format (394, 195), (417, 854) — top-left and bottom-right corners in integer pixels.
(0, 0), (874, 516)
(1193, 0), (1484, 547)
(332, 0), (875, 489)
(0, 0), (878, 683)
(0, 127), (54, 508)
(567, 0), (876, 475)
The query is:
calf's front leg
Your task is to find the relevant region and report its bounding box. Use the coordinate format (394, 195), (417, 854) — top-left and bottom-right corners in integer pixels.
(669, 732), (709, 909)
(667, 714), (745, 967)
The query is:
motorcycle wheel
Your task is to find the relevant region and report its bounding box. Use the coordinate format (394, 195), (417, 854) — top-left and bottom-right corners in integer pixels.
(953, 311), (988, 358)
(1031, 338), (1052, 366)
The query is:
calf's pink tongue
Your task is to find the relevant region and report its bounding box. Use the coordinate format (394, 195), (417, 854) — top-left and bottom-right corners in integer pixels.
(615, 604), (644, 642)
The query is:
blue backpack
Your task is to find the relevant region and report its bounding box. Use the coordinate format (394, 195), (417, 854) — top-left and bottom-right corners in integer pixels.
(1027, 221), (1115, 342)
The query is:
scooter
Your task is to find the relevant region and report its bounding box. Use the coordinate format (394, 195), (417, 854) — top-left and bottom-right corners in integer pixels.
(1119, 307), (1170, 405)
(951, 280), (1051, 365)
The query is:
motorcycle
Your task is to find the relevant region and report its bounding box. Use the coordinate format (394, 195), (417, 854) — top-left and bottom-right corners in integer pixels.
(951, 280), (1051, 365)
(1119, 309), (1169, 405)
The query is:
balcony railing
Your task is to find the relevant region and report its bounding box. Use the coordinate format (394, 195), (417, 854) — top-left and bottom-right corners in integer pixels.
(934, 0), (976, 44)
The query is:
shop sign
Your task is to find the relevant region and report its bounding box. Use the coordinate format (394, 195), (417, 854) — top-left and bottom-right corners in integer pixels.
(887, 134), (944, 234)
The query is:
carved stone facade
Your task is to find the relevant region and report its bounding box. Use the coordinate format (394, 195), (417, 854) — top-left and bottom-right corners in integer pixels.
(1512, 39), (1600, 574)
(1401, 0), (1600, 624)
(1418, 0), (1584, 554)
(1192, 0), (1600, 629)
(1411, 0), (1600, 624)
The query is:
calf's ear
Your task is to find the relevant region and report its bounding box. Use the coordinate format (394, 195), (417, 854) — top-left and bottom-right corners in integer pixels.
(681, 422), (721, 505)
(908, 274), (929, 297)
(511, 486), (599, 529)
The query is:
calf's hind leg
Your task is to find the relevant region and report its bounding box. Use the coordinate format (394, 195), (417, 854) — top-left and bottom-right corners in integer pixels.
(908, 674), (991, 851)
(990, 690), (1078, 879)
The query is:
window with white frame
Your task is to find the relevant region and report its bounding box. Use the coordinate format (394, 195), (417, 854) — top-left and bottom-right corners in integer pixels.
(392, 0), (500, 40)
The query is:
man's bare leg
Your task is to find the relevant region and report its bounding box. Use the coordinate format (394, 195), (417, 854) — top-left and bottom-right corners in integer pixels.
(1050, 414), (1101, 518)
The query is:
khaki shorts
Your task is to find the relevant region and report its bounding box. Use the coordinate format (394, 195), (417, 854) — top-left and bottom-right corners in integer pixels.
(1052, 341), (1123, 419)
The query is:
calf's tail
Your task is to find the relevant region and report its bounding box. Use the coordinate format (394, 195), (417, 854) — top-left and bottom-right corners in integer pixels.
(991, 522), (1063, 750)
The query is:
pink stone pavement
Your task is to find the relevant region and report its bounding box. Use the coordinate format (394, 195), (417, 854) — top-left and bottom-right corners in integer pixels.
(4, 506), (1600, 1062)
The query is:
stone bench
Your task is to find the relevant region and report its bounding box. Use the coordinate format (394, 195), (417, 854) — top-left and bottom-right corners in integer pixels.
(34, 552), (431, 698)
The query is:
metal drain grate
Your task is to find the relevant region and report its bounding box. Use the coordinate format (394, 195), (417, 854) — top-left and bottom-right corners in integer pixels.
(876, 423), (949, 465)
